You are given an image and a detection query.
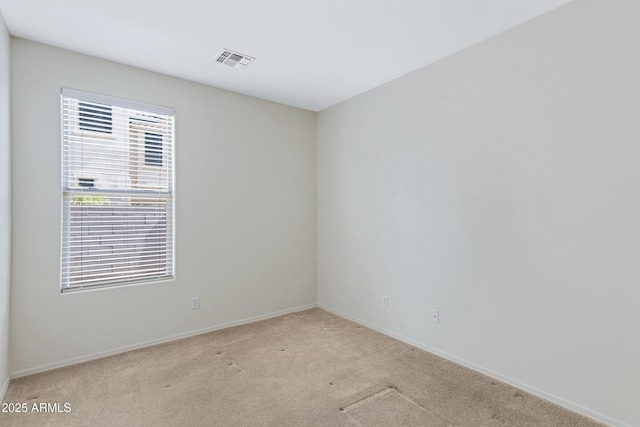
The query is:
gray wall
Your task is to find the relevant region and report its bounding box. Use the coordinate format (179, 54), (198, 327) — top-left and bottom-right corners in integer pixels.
(0, 10), (10, 401)
(317, 1), (639, 425)
(10, 38), (317, 375)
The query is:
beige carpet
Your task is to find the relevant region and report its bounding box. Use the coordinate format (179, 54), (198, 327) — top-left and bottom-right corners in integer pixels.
(1, 308), (604, 426)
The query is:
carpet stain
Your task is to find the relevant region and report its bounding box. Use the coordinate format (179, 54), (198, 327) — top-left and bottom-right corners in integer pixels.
(214, 350), (242, 371)
(490, 412), (507, 424)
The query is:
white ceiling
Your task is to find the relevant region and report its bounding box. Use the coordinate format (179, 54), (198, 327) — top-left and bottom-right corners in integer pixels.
(0, 0), (572, 111)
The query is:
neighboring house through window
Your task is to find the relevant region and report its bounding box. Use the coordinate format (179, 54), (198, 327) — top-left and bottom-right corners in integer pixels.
(61, 88), (175, 291)
(78, 101), (112, 134)
(144, 132), (163, 166)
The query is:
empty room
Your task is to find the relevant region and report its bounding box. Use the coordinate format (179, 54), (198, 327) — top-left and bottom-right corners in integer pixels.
(0, 0), (638, 426)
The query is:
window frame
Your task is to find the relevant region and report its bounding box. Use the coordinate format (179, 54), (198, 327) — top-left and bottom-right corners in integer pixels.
(60, 88), (175, 292)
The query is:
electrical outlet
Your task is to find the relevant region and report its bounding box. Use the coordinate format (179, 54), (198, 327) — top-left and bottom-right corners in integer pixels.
(382, 296), (389, 308)
(431, 309), (439, 324)
(191, 297), (200, 309)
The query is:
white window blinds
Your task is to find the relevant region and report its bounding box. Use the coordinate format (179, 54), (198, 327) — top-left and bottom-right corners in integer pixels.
(61, 88), (175, 291)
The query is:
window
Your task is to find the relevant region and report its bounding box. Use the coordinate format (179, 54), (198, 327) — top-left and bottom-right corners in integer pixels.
(61, 88), (175, 291)
(144, 132), (163, 166)
(79, 101), (112, 134)
(78, 177), (94, 188)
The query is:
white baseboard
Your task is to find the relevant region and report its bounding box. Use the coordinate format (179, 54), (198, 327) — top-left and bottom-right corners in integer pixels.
(11, 303), (317, 379)
(318, 303), (629, 427)
(0, 374), (9, 402)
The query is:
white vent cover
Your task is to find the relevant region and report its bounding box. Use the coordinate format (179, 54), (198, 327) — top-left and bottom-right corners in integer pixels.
(215, 48), (255, 69)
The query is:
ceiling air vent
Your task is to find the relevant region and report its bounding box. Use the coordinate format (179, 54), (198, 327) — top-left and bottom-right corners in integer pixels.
(215, 48), (255, 69)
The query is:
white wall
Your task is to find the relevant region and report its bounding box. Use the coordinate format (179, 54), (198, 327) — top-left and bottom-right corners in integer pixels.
(0, 10), (11, 401)
(10, 38), (316, 375)
(317, 1), (639, 426)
